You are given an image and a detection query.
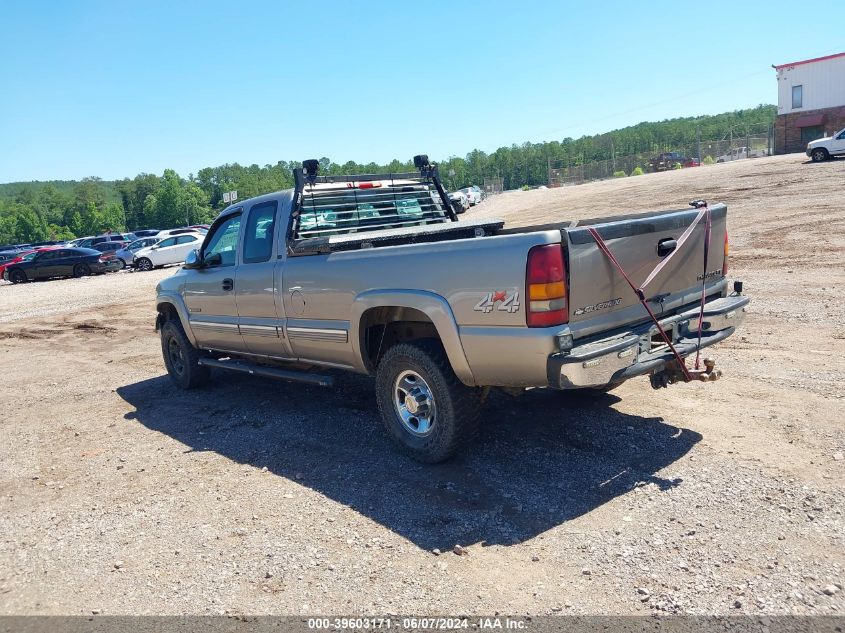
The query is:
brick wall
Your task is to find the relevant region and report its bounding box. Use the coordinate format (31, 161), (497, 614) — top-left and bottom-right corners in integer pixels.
(775, 106), (845, 154)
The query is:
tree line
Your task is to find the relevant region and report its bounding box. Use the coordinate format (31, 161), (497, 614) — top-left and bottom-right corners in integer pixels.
(0, 105), (775, 246)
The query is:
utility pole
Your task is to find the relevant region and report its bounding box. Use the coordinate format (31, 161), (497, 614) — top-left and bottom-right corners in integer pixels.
(611, 138), (616, 171)
(696, 126), (701, 165)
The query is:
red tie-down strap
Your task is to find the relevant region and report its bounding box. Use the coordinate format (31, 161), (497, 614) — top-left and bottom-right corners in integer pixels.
(587, 204), (712, 382)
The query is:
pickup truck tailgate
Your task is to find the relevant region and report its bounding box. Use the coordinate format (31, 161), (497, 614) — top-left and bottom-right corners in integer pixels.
(564, 204), (727, 339)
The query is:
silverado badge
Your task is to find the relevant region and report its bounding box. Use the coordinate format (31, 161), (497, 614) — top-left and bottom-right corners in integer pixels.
(573, 297), (622, 316)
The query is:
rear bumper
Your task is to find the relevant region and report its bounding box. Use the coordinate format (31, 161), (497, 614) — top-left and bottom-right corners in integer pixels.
(92, 261), (122, 273)
(548, 294), (749, 389)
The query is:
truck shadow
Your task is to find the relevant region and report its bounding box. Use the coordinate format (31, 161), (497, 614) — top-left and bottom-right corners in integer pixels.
(117, 373), (700, 550)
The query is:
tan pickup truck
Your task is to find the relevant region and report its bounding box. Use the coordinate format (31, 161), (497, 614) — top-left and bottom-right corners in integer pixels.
(155, 157), (748, 462)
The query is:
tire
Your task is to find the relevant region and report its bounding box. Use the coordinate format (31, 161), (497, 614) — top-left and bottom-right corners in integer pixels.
(160, 319), (210, 389)
(117, 258), (127, 270)
(9, 269), (27, 284)
(811, 148), (829, 162)
(136, 257), (153, 272)
(375, 340), (482, 463)
(73, 263), (90, 278)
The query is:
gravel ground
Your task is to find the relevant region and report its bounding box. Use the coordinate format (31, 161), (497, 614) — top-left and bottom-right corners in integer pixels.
(0, 154), (842, 616)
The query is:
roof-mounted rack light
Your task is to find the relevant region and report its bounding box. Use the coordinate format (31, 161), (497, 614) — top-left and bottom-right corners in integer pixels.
(302, 159), (319, 185)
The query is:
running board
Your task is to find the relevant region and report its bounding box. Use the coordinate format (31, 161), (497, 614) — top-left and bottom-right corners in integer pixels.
(197, 358), (334, 387)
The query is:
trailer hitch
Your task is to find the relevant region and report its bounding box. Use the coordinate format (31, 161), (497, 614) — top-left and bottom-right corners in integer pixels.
(650, 357), (722, 389)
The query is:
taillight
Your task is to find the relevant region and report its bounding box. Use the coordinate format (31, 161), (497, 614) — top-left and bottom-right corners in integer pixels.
(526, 244), (568, 327)
(723, 230), (729, 277)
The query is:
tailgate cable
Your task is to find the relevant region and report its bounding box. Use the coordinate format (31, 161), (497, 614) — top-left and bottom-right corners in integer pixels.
(586, 202), (712, 382)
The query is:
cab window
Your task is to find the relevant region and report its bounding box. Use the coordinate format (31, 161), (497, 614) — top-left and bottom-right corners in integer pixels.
(243, 201), (277, 264)
(202, 213), (242, 266)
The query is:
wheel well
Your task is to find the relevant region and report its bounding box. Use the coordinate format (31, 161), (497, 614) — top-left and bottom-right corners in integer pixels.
(360, 306), (440, 371)
(156, 302), (180, 331)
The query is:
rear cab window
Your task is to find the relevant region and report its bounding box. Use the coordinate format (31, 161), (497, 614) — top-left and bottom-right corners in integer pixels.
(295, 181), (449, 240)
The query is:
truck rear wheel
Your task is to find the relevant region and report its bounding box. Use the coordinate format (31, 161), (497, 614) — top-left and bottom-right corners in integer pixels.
(160, 319), (210, 389)
(375, 341), (481, 463)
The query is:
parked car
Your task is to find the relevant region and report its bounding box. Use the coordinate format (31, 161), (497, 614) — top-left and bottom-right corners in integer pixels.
(155, 158), (747, 463)
(76, 233), (138, 249)
(133, 229), (162, 238)
(134, 233), (203, 271)
(716, 147), (768, 163)
(649, 152), (699, 171)
(806, 127), (845, 162)
(0, 246), (63, 277)
(115, 237), (163, 268)
(91, 241), (129, 265)
(448, 191), (469, 214)
(458, 186), (483, 205)
(3, 247), (121, 283)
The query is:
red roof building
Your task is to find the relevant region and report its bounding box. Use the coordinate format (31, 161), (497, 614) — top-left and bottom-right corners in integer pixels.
(772, 52), (845, 153)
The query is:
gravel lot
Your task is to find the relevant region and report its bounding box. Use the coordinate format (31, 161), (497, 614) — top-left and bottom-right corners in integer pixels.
(0, 154), (842, 616)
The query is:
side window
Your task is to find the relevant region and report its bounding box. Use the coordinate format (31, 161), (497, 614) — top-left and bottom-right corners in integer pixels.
(37, 251), (57, 261)
(176, 235), (197, 245)
(243, 201), (277, 264)
(158, 237), (177, 248)
(202, 213), (242, 267)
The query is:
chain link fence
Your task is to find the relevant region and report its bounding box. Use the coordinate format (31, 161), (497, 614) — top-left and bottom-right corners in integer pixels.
(483, 176), (504, 195)
(549, 132), (774, 187)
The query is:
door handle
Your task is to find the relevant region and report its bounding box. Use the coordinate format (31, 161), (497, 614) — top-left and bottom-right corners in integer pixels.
(657, 238), (677, 257)
(222, 278), (234, 291)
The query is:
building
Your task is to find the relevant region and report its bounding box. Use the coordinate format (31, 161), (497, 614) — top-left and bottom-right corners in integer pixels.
(772, 52), (845, 154)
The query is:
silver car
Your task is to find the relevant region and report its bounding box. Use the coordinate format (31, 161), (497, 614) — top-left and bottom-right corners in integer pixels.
(115, 237), (162, 268)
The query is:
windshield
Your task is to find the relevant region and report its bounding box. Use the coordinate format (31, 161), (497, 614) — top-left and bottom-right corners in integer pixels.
(128, 239), (154, 251)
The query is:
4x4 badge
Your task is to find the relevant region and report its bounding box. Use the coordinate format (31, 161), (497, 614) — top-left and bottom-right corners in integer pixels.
(474, 290), (520, 314)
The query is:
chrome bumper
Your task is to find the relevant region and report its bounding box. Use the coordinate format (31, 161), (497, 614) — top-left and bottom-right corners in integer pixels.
(548, 294), (749, 389)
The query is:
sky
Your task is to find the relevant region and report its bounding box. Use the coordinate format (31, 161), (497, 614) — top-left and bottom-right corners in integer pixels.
(1, 0), (843, 183)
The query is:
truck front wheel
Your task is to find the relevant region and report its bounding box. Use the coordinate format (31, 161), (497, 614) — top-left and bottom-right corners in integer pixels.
(375, 341), (481, 463)
(160, 319), (210, 389)
(811, 148), (829, 162)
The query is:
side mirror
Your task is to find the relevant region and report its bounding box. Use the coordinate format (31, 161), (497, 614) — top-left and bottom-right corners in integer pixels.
(204, 252), (222, 267)
(183, 249), (201, 269)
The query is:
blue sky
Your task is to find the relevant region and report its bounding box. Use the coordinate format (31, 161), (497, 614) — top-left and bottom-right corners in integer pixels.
(1, 0), (843, 182)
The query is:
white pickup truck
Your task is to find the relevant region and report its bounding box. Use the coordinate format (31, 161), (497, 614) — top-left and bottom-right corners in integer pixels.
(716, 147), (768, 163)
(807, 127), (845, 162)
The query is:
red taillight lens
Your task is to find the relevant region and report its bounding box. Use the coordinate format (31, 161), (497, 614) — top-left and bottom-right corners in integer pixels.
(723, 230), (729, 277)
(526, 244), (568, 327)
(346, 181), (383, 189)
